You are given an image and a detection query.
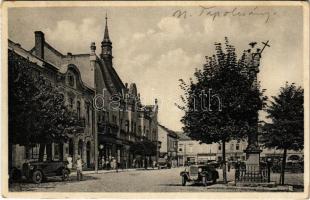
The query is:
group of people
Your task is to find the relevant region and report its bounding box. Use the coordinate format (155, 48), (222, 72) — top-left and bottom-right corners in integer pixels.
(66, 155), (158, 181)
(66, 154), (84, 181)
(101, 157), (120, 171)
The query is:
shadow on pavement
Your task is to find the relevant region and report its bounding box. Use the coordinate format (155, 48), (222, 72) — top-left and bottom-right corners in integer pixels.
(9, 175), (99, 192)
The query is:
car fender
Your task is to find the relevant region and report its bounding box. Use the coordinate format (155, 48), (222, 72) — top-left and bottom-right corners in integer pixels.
(180, 172), (189, 179)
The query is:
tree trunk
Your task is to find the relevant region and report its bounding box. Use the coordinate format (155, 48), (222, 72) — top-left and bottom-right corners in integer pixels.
(222, 140), (227, 183)
(39, 143), (46, 161)
(46, 143), (53, 162)
(281, 148), (287, 185)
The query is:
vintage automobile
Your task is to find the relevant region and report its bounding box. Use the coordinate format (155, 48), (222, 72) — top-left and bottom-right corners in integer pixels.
(22, 160), (70, 184)
(180, 164), (219, 186)
(157, 158), (171, 169)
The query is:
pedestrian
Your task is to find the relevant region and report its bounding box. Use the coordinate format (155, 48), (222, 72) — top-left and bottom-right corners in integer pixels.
(76, 155), (84, 181)
(152, 160), (156, 169)
(132, 158), (136, 168)
(111, 157), (116, 170)
(101, 157), (105, 170)
(67, 154), (73, 170)
(106, 159), (110, 170)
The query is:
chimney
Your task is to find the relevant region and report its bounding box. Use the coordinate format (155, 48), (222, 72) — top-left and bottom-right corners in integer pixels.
(90, 42), (96, 55)
(34, 31), (45, 59)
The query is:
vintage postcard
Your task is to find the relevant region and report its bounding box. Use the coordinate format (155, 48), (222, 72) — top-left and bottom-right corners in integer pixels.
(1, 1), (309, 199)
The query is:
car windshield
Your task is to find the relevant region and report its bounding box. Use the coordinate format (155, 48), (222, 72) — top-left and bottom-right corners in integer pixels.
(189, 166), (199, 174)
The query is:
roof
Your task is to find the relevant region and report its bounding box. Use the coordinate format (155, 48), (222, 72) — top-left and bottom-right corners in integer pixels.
(158, 124), (179, 139)
(29, 37), (96, 89)
(9, 39), (95, 92)
(175, 132), (191, 141)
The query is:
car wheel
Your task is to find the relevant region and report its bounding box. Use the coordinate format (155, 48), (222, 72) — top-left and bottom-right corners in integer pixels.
(62, 169), (70, 181)
(32, 170), (43, 184)
(10, 168), (21, 181)
(182, 176), (187, 186)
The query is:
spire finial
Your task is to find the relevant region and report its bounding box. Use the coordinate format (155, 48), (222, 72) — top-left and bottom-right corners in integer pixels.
(103, 12), (111, 42)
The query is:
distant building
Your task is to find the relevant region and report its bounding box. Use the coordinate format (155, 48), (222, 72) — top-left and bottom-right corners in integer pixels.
(176, 132), (303, 165)
(157, 124), (179, 166)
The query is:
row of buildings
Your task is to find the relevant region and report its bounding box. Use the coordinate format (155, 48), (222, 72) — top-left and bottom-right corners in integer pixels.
(9, 17), (159, 170)
(177, 134), (303, 166)
(156, 127), (303, 167)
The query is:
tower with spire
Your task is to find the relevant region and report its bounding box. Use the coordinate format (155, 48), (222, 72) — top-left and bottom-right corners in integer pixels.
(101, 13), (113, 68)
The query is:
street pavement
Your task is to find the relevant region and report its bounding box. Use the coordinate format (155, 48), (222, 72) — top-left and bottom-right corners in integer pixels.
(10, 167), (304, 192)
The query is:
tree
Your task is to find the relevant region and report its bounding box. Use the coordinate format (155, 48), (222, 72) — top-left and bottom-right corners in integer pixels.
(261, 82), (303, 185)
(177, 38), (267, 183)
(8, 50), (81, 162)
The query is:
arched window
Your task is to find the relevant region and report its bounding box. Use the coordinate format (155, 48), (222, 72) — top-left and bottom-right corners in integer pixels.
(77, 101), (81, 120)
(69, 97), (74, 109)
(68, 73), (75, 87)
(86, 103), (90, 126)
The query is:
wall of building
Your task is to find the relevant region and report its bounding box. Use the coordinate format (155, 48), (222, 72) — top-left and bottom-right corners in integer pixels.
(158, 125), (168, 153)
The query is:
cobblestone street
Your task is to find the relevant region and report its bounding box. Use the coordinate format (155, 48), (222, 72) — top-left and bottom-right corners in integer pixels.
(10, 168), (304, 192)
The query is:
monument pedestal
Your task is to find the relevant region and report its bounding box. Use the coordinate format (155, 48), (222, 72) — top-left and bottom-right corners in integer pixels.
(244, 147), (262, 171)
(236, 144), (266, 183)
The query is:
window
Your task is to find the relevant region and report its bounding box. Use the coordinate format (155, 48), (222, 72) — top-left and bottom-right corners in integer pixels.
(236, 143), (240, 150)
(174, 141), (178, 148)
(125, 120), (129, 133)
(77, 101), (81, 120)
(112, 115), (117, 123)
(86, 103), (90, 126)
(230, 143), (234, 151)
(138, 126), (142, 134)
(69, 98), (74, 109)
(106, 112), (109, 122)
(188, 146), (193, 153)
(25, 144), (40, 160)
(179, 148), (183, 152)
(68, 74), (75, 87)
(218, 144), (221, 151)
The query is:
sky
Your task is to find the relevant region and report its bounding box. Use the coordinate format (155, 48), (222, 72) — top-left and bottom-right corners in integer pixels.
(8, 5), (304, 131)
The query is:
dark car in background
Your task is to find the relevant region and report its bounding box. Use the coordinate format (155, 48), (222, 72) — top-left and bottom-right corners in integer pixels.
(180, 164), (219, 186)
(22, 160), (70, 183)
(157, 158), (171, 169)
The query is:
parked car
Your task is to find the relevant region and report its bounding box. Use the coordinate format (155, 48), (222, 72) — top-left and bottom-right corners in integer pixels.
(22, 160), (70, 184)
(180, 164), (219, 186)
(157, 158), (171, 169)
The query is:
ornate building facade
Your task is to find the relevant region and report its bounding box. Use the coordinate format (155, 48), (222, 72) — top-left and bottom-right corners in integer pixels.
(9, 16), (159, 170)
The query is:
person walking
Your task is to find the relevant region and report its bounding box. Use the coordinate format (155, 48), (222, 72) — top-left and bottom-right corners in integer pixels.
(101, 157), (105, 170)
(76, 155), (84, 181)
(152, 160), (156, 169)
(67, 154), (73, 170)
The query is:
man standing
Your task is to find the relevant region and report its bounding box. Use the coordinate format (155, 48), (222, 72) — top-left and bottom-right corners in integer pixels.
(76, 155), (84, 181)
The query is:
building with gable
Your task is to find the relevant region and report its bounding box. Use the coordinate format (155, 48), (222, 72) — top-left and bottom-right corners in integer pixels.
(9, 16), (159, 170)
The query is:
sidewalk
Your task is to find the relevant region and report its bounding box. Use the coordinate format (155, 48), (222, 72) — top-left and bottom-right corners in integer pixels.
(77, 167), (159, 175)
